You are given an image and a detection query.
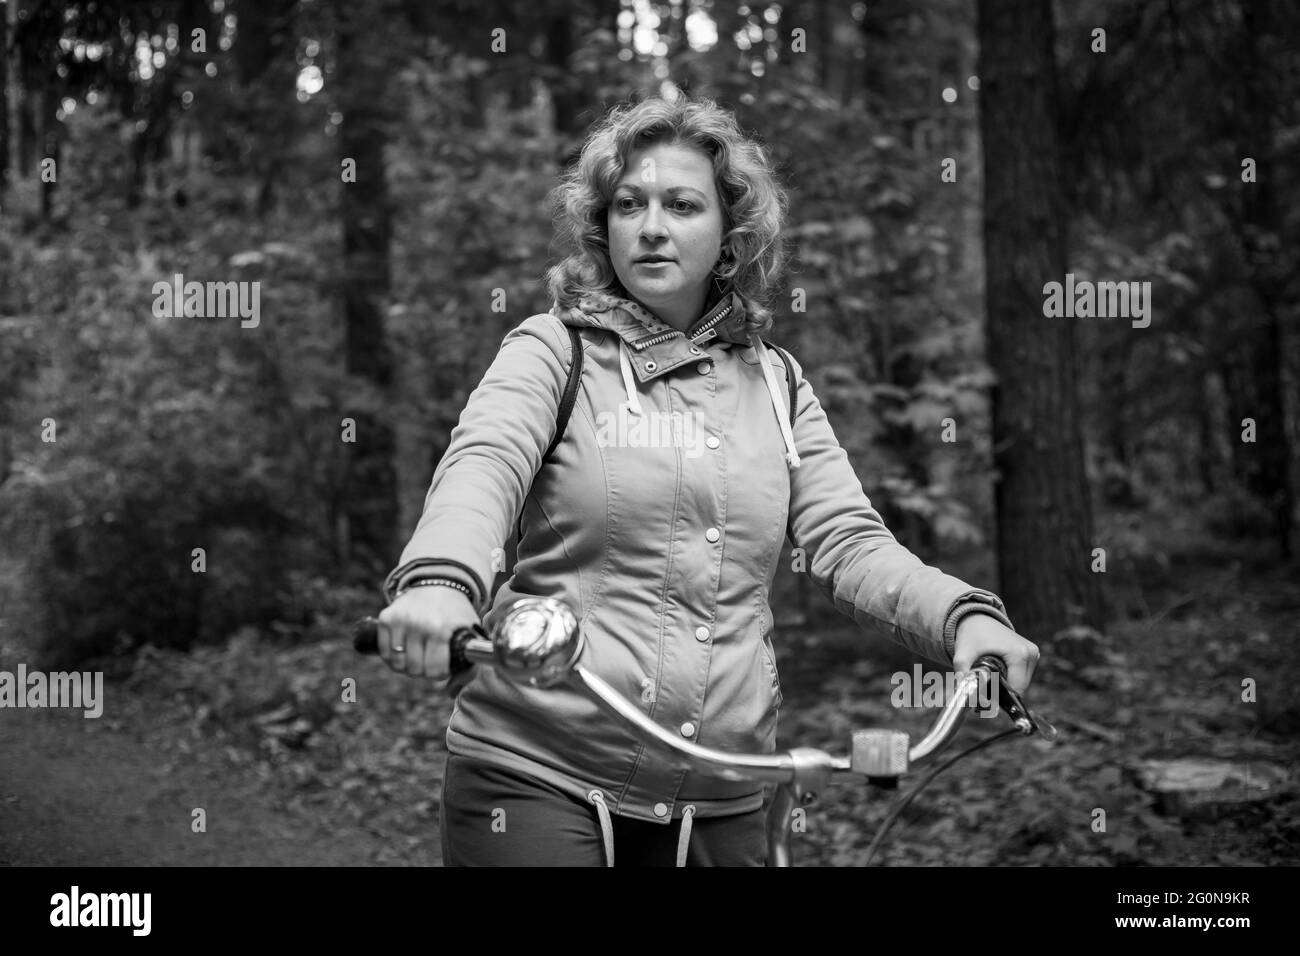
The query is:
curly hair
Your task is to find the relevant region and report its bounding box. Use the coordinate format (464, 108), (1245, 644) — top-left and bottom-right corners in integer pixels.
(545, 93), (790, 335)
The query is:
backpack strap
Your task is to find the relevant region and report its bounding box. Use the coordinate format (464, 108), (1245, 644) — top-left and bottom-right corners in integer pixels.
(516, 324), (583, 544)
(543, 325), (584, 462)
(761, 338), (798, 431)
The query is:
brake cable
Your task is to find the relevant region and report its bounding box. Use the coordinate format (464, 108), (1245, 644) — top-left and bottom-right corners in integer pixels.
(862, 727), (1022, 866)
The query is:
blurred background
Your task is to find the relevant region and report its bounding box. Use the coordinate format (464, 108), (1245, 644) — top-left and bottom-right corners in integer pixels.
(0, 0), (1296, 866)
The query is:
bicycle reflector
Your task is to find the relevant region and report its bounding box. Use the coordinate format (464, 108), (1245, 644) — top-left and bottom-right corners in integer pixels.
(851, 729), (909, 777)
(493, 597), (583, 689)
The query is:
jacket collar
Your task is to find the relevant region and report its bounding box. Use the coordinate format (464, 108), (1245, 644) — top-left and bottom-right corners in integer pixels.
(554, 287), (753, 383)
(551, 285), (803, 470)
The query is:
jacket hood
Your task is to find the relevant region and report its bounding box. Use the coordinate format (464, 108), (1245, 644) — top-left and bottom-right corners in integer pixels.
(548, 287), (801, 470)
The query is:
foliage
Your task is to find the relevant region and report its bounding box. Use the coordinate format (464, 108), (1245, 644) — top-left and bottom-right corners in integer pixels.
(0, 0), (1294, 744)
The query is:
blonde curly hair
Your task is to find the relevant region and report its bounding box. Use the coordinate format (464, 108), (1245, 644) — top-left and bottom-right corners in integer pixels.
(545, 93), (790, 335)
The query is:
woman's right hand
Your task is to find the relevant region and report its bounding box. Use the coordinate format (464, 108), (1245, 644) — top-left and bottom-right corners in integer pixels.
(376, 584), (481, 679)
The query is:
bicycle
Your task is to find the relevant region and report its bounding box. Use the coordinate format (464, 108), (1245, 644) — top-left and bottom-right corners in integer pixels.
(353, 595), (1057, 866)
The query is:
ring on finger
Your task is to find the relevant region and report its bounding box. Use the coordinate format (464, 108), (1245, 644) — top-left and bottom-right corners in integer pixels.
(392, 644), (405, 653)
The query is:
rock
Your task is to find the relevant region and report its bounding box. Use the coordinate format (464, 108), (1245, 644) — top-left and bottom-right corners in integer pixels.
(1135, 758), (1292, 817)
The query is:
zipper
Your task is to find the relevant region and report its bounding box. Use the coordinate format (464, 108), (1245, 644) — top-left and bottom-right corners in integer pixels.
(628, 298), (735, 351)
(687, 302), (734, 346)
(630, 329), (679, 351)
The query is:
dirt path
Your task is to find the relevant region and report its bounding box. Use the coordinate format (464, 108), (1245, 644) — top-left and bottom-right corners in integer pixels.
(0, 693), (422, 866)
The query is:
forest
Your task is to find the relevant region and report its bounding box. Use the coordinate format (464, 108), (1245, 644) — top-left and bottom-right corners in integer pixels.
(0, 0), (1296, 868)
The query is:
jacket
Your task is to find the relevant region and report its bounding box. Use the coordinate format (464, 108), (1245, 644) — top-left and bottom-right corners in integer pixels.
(385, 287), (1013, 825)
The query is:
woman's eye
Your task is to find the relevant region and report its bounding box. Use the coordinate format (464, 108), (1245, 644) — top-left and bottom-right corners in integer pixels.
(614, 197), (694, 212)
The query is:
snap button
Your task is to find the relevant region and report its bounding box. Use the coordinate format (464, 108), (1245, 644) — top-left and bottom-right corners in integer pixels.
(653, 802), (669, 818)
(680, 722), (695, 737)
(645, 361), (657, 372)
(689, 346), (702, 355)
(705, 527), (720, 542)
(706, 436), (720, 449)
(694, 625), (709, 642)
(697, 361), (711, 374)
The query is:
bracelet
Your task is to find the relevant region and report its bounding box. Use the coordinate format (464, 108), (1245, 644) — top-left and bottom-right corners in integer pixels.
(397, 577), (474, 601)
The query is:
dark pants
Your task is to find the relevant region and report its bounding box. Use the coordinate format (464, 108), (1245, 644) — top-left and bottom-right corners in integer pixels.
(440, 754), (767, 867)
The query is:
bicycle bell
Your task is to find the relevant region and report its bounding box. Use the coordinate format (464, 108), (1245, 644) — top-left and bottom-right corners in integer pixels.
(492, 596), (584, 688)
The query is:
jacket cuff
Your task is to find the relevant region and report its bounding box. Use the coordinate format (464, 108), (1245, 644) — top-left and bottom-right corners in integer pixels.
(383, 558), (486, 608)
(941, 591), (1014, 660)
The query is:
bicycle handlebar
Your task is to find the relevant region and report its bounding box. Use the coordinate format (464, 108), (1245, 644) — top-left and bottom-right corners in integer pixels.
(350, 597), (1055, 791)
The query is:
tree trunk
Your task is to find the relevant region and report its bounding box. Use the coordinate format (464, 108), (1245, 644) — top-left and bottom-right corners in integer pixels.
(1196, 371), (1219, 495)
(14, 0), (40, 189)
(977, 0), (1105, 639)
(545, 2), (580, 138)
(818, 0), (833, 91)
(1219, 349), (1254, 483)
(40, 81), (58, 220)
(335, 0), (399, 575)
(1230, 0), (1293, 558)
(234, 0), (292, 217)
(0, 0), (9, 200)
(15, 0), (35, 176)
(17, 85), (34, 176)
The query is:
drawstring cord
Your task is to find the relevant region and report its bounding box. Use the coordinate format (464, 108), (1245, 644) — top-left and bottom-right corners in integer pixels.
(587, 790), (615, 867)
(616, 331), (802, 473)
(749, 334), (801, 469)
(676, 804), (697, 867)
(586, 792), (696, 867)
(560, 295), (799, 471)
(617, 340), (643, 417)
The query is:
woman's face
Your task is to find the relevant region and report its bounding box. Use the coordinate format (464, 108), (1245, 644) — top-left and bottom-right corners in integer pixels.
(607, 142), (726, 329)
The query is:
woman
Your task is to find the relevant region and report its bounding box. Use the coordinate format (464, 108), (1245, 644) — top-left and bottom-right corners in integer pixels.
(376, 93), (1039, 867)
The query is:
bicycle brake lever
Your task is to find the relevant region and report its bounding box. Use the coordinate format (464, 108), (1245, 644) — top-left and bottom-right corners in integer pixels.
(998, 682), (1058, 740)
(970, 654), (1057, 742)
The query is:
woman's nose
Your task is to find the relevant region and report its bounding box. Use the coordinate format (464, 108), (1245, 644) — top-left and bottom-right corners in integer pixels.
(640, 203), (667, 242)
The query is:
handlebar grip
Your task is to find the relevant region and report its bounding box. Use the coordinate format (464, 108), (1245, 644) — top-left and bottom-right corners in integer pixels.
(350, 617), (481, 675)
(353, 617), (381, 654)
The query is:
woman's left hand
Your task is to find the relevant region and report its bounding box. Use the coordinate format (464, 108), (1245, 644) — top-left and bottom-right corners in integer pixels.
(952, 614), (1040, 695)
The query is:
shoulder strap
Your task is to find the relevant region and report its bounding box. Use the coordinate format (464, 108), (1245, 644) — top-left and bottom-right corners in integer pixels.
(543, 325), (584, 462)
(516, 324), (583, 545)
(761, 338), (798, 430)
